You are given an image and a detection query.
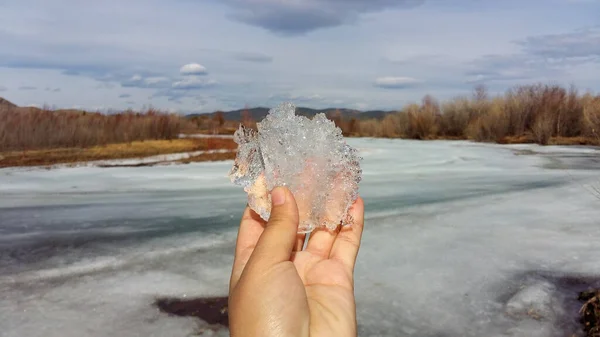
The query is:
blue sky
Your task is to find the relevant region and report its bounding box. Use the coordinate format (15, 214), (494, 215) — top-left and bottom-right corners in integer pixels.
(0, 0), (599, 113)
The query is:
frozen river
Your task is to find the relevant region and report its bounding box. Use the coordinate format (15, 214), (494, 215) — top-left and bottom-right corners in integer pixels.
(1, 138), (600, 336)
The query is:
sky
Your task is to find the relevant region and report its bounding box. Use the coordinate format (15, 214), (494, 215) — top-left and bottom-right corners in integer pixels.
(0, 0), (599, 113)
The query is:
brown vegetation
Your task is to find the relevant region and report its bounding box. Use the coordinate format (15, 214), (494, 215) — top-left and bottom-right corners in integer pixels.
(187, 108), (254, 135)
(0, 102), (240, 167)
(583, 95), (600, 138)
(185, 83), (600, 147)
(0, 105), (190, 152)
(337, 83), (600, 145)
(178, 151), (237, 164)
(2, 82), (599, 168)
(579, 290), (600, 337)
(0, 138), (236, 168)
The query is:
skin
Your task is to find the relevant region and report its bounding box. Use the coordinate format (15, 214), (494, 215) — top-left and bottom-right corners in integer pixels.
(229, 186), (365, 337)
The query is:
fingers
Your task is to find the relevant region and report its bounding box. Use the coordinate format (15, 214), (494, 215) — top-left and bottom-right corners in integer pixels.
(329, 197), (365, 272)
(304, 227), (339, 258)
(304, 171), (347, 258)
(230, 206), (266, 291)
(246, 186), (300, 269)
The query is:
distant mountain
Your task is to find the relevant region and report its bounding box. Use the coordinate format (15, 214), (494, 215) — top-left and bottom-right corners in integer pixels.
(188, 107), (396, 121)
(0, 98), (101, 115)
(0, 97), (17, 109)
(0, 97), (396, 120)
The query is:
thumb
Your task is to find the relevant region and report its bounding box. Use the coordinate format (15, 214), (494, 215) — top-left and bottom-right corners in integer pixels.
(247, 186), (299, 268)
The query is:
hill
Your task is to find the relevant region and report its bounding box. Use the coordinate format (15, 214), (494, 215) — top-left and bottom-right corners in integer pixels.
(0, 97), (102, 115)
(1, 97), (394, 121)
(189, 106), (396, 121)
(0, 97), (17, 110)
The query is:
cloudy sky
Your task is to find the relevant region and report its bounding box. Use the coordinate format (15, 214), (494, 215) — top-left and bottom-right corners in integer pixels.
(0, 0), (599, 113)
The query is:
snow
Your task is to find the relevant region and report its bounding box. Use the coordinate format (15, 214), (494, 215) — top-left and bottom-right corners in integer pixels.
(0, 149), (234, 172)
(505, 280), (556, 320)
(1, 138), (600, 336)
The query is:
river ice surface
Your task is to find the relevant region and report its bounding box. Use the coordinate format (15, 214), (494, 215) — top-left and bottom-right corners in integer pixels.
(1, 138), (600, 337)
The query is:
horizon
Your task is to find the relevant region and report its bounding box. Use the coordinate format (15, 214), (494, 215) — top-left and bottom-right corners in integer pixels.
(0, 95), (399, 114)
(0, 0), (599, 113)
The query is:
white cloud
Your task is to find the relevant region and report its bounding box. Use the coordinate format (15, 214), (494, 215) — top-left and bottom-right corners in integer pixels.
(374, 77), (421, 89)
(0, 0), (599, 112)
(122, 75), (170, 88)
(180, 63), (208, 76)
(0, 85), (7, 92)
(172, 77), (217, 89)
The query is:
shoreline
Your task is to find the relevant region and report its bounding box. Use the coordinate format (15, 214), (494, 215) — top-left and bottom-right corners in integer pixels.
(1, 135), (599, 169)
(0, 137), (237, 169)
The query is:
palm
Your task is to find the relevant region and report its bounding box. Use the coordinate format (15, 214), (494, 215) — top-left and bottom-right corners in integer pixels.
(229, 193), (364, 337)
(293, 251), (357, 336)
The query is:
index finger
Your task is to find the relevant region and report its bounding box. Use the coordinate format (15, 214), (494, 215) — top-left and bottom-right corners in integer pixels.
(229, 206), (266, 292)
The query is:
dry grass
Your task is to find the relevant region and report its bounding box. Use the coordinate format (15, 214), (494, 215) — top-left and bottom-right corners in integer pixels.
(178, 151), (237, 164)
(583, 95), (600, 138)
(466, 98), (510, 142)
(439, 97), (471, 138)
(548, 136), (599, 146)
(340, 83), (600, 146)
(499, 134), (536, 144)
(579, 290), (600, 337)
(0, 138), (236, 168)
(355, 118), (383, 137)
(0, 106), (190, 151)
(3, 81), (600, 168)
(0, 102), (239, 167)
(187, 110), (253, 135)
(405, 97), (440, 140)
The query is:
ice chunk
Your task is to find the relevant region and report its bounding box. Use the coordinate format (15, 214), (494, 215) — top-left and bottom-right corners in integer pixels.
(228, 102), (362, 233)
(505, 281), (556, 320)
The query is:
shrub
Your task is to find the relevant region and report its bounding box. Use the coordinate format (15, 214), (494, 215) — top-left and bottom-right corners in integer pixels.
(466, 98), (509, 142)
(357, 119), (383, 137)
(583, 94), (600, 138)
(439, 97), (471, 138)
(381, 113), (403, 138)
(532, 113), (554, 145)
(405, 97), (439, 140)
(0, 106), (187, 152)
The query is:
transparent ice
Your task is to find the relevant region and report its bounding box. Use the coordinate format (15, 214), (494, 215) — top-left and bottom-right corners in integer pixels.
(228, 102), (362, 233)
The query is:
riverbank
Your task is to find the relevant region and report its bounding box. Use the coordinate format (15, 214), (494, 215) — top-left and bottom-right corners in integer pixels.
(2, 134), (599, 169)
(0, 137), (236, 168)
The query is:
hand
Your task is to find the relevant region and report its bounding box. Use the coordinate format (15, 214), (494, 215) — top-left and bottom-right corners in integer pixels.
(228, 186), (365, 337)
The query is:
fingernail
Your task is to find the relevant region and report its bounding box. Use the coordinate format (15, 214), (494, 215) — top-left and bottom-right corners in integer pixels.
(271, 187), (286, 206)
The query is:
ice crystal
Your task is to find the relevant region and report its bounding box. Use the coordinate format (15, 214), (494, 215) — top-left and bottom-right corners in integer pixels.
(229, 102), (362, 233)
